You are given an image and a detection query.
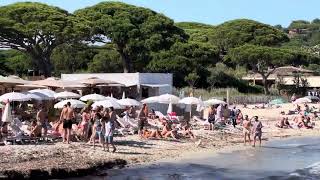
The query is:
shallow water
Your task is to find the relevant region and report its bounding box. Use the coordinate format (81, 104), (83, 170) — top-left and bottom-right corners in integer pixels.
(75, 137), (320, 180)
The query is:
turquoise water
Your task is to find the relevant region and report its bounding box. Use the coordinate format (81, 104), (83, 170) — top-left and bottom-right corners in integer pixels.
(75, 137), (320, 180)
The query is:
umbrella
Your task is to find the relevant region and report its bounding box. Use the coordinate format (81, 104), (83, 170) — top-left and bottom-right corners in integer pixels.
(92, 99), (122, 109)
(0, 92), (31, 102)
(106, 96), (119, 102)
(179, 97), (203, 120)
(0, 76), (29, 87)
(141, 96), (159, 104)
(54, 99), (86, 109)
(157, 94), (180, 104)
(21, 92), (45, 101)
(122, 92), (126, 99)
(32, 77), (85, 88)
(269, 98), (286, 105)
(29, 89), (56, 99)
(80, 94), (107, 101)
(204, 98), (226, 106)
(55, 91), (81, 99)
(179, 97), (203, 105)
(305, 96), (320, 102)
(80, 77), (118, 86)
(293, 97), (312, 104)
(117, 98), (141, 107)
(1, 103), (12, 122)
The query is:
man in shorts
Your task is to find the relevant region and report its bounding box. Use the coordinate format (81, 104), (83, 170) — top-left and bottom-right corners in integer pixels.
(36, 105), (48, 136)
(252, 116), (263, 147)
(242, 115), (251, 145)
(60, 102), (75, 144)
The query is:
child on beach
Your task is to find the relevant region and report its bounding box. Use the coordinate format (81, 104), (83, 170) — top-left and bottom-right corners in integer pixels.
(252, 116), (263, 147)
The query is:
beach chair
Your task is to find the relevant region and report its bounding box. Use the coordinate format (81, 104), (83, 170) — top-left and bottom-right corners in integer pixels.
(127, 118), (138, 129)
(147, 119), (164, 129)
(116, 115), (135, 135)
(193, 116), (210, 130)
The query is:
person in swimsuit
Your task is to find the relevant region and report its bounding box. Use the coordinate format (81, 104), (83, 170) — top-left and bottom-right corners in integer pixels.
(104, 107), (116, 152)
(138, 104), (148, 137)
(252, 116), (263, 147)
(242, 115), (251, 145)
(208, 105), (216, 130)
(79, 107), (91, 140)
(60, 102), (75, 144)
(36, 105), (48, 136)
(30, 120), (42, 137)
(89, 113), (104, 149)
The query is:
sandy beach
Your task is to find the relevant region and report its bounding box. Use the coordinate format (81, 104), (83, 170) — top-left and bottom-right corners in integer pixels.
(1, 103), (320, 178)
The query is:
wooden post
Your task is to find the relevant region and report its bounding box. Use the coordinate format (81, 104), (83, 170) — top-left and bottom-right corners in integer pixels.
(227, 88), (230, 105)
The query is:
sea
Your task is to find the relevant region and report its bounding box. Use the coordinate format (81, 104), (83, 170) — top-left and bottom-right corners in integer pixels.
(74, 137), (320, 180)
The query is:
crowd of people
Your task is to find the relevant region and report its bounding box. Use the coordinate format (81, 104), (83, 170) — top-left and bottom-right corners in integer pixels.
(206, 103), (263, 147)
(276, 103), (318, 129)
(2, 96), (320, 150)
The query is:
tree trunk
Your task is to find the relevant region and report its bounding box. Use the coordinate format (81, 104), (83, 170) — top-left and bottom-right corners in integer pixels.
(28, 52), (53, 77)
(262, 75), (269, 95)
(117, 47), (133, 73)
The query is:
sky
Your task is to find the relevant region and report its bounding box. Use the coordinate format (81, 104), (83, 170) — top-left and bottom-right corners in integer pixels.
(0, 0), (319, 27)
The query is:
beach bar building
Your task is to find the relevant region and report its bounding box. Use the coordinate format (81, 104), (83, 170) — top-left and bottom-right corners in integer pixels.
(61, 73), (173, 100)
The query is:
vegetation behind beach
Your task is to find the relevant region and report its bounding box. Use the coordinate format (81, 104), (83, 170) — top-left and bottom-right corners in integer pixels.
(1, 2), (320, 94)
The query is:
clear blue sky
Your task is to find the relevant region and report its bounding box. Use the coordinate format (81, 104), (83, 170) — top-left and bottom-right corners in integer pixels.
(1, 0), (319, 27)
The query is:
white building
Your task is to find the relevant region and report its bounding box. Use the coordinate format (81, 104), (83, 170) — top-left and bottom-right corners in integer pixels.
(61, 73), (173, 99)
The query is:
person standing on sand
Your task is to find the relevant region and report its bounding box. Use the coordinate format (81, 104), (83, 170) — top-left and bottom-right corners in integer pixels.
(104, 107), (116, 152)
(138, 103), (148, 137)
(36, 104), (48, 137)
(60, 102), (75, 144)
(252, 116), (263, 147)
(242, 115), (251, 145)
(208, 105), (216, 130)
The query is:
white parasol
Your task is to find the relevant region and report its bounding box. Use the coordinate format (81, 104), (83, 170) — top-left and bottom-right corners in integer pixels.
(0, 92), (31, 102)
(122, 91), (126, 99)
(293, 97), (312, 104)
(141, 96), (159, 104)
(29, 89), (56, 99)
(179, 97), (203, 120)
(179, 97), (203, 105)
(54, 91), (81, 99)
(54, 99), (86, 109)
(80, 94), (107, 102)
(92, 99), (122, 109)
(157, 94), (180, 104)
(21, 92), (45, 101)
(117, 98), (141, 107)
(204, 98), (226, 106)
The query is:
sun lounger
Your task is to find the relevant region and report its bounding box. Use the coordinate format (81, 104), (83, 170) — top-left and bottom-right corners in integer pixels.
(147, 119), (164, 129)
